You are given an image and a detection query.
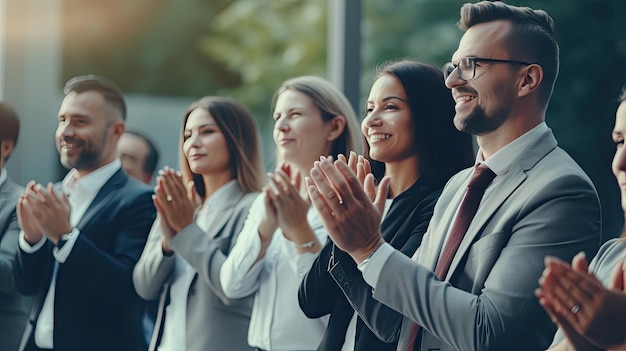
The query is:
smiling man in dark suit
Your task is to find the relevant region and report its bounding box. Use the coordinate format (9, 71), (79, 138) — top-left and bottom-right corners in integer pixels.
(14, 75), (156, 351)
(0, 102), (31, 351)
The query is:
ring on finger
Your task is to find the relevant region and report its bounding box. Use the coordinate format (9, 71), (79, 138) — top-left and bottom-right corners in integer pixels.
(166, 195), (173, 202)
(570, 304), (581, 315)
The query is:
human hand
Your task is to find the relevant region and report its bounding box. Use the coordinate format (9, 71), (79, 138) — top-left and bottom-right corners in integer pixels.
(22, 182), (72, 244)
(153, 167), (198, 233)
(267, 167), (314, 246)
(16, 181), (44, 244)
(307, 156), (388, 264)
(338, 152), (374, 201)
(537, 254), (626, 350)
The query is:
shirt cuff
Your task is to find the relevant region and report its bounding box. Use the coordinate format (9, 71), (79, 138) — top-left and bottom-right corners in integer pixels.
(53, 228), (81, 263)
(19, 230), (47, 253)
(358, 242), (395, 288)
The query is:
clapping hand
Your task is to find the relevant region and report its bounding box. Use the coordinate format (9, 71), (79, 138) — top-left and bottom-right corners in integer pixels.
(537, 252), (626, 350)
(18, 181), (71, 245)
(307, 155), (389, 264)
(153, 167), (201, 251)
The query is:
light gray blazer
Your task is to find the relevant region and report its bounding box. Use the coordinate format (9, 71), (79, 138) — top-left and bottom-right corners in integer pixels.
(0, 177), (30, 351)
(133, 183), (257, 351)
(365, 129), (601, 351)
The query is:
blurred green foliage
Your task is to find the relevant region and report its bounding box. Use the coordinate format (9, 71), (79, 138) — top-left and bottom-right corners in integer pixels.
(62, 0), (626, 240)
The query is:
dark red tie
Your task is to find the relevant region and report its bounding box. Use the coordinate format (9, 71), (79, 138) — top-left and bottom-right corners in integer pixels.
(405, 165), (496, 350)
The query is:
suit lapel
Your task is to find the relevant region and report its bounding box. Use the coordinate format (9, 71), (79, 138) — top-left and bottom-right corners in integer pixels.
(76, 169), (126, 230)
(444, 128), (558, 280)
(198, 184), (245, 239)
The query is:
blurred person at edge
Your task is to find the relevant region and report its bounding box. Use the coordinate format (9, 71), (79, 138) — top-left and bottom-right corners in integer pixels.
(537, 88), (626, 351)
(298, 59), (474, 351)
(133, 96), (264, 351)
(0, 102), (31, 351)
(220, 76), (362, 351)
(14, 75), (155, 351)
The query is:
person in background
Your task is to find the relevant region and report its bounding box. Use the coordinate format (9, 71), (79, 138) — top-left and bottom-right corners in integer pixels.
(220, 76), (362, 351)
(14, 75), (155, 351)
(133, 96), (264, 351)
(298, 60), (474, 351)
(306, 2), (601, 350)
(119, 130), (160, 185)
(0, 102), (30, 351)
(537, 88), (626, 351)
(118, 130), (160, 344)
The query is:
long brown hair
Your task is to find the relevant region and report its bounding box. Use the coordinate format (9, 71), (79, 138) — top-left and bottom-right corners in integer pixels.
(179, 96), (264, 198)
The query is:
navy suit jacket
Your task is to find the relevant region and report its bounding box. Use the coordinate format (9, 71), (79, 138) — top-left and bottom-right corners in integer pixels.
(14, 169), (155, 351)
(0, 176), (31, 351)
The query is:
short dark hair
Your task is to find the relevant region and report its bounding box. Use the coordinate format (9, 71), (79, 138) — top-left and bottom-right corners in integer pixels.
(458, 1), (559, 107)
(368, 60), (474, 185)
(63, 75), (127, 120)
(0, 102), (20, 147)
(124, 130), (159, 176)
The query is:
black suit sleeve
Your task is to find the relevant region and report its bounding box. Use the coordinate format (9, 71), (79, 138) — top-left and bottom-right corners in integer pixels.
(330, 189), (439, 343)
(60, 189), (155, 309)
(298, 238), (342, 318)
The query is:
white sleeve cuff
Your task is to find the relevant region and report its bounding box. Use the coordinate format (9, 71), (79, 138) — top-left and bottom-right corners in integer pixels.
(53, 228), (81, 263)
(19, 230), (47, 253)
(358, 243), (395, 288)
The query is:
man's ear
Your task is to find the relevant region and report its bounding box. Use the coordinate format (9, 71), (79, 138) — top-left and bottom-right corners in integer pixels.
(111, 120), (125, 138)
(0, 139), (14, 162)
(326, 116), (347, 142)
(518, 64), (543, 98)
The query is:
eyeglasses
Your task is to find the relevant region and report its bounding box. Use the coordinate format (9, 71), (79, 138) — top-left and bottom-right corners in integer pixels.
(443, 57), (536, 81)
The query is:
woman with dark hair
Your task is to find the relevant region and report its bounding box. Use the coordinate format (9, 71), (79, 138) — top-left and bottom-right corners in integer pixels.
(298, 59), (474, 351)
(220, 76), (362, 351)
(133, 96), (264, 351)
(537, 89), (626, 351)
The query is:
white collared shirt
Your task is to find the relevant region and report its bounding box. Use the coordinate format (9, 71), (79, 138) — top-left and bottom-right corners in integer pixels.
(220, 193), (329, 351)
(360, 122), (550, 286)
(157, 180), (237, 351)
(0, 167), (7, 188)
(18, 159), (122, 348)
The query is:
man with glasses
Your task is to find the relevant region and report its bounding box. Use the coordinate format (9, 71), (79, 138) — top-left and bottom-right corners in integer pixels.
(306, 1), (601, 350)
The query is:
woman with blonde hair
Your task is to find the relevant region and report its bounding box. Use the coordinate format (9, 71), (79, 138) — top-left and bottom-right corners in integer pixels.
(133, 96), (264, 351)
(220, 76), (361, 351)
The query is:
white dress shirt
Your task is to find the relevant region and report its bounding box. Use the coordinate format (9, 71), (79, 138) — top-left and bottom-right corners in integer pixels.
(18, 159), (121, 349)
(157, 180), (237, 351)
(359, 122), (550, 287)
(0, 167), (7, 187)
(220, 193), (329, 351)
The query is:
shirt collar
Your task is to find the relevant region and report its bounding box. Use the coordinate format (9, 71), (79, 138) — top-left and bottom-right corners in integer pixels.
(202, 179), (239, 212)
(62, 159), (122, 197)
(476, 122), (548, 176)
(0, 168), (7, 188)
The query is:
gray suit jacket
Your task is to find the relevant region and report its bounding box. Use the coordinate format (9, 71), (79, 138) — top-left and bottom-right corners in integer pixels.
(364, 128), (601, 351)
(133, 183), (257, 351)
(0, 176), (30, 351)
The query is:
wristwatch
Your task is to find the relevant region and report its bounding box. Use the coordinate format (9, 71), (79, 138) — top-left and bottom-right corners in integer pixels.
(56, 230), (75, 250)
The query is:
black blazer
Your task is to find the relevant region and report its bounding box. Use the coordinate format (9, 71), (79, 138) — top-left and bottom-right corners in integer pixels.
(14, 169), (156, 351)
(298, 177), (442, 351)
